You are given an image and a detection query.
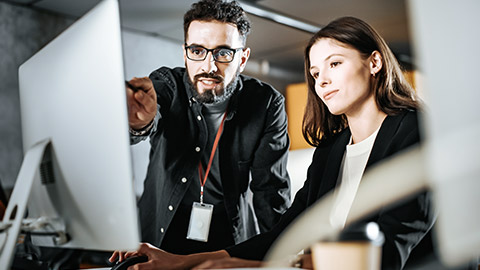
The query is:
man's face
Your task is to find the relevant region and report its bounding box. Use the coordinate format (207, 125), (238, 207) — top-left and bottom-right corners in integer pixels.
(184, 20), (250, 103)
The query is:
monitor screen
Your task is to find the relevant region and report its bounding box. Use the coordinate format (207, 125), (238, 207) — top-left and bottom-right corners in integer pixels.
(2, 0), (139, 264)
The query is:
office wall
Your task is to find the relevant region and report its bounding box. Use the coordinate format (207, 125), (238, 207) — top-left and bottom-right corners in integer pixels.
(0, 2), (183, 194)
(122, 31), (183, 79)
(121, 30), (183, 198)
(0, 2), (74, 192)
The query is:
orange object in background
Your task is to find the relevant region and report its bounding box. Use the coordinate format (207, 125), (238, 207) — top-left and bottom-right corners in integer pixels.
(285, 82), (312, 150)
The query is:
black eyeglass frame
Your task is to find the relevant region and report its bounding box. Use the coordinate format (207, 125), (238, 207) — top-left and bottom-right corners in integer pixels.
(184, 44), (244, 63)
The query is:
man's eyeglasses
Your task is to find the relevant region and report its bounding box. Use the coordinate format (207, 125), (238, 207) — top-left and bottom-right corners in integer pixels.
(185, 44), (244, 63)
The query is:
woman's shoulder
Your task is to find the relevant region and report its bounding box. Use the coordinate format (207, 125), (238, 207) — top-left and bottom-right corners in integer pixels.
(381, 109), (421, 149)
(402, 109), (419, 122)
(396, 109), (419, 132)
(384, 109), (419, 132)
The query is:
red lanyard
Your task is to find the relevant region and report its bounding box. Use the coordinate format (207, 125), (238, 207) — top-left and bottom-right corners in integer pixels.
(198, 111), (227, 204)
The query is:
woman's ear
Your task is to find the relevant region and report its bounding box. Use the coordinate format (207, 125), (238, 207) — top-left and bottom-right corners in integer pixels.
(370, 51), (383, 77)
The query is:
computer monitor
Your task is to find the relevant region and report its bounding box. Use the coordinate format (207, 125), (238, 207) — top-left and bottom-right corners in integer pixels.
(0, 0), (139, 268)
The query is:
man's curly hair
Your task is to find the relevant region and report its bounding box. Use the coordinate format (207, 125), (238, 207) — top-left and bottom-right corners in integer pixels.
(184, 0), (251, 45)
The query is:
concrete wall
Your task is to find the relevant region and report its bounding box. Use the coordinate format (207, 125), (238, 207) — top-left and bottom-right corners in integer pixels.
(121, 30), (183, 198)
(0, 2), (74, 192)
(0, 2), (183, 194)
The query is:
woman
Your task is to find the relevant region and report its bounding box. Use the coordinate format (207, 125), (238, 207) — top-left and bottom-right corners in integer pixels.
(110, 16), (434, 270)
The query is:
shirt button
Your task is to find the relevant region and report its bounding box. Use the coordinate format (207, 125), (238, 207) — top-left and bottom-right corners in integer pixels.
(160, 228), (164, 233)
(168, 205), (174, 211)
(195, 147), (201, 152)
(197, 115), (202, 121)
(181, 177), (187, 183)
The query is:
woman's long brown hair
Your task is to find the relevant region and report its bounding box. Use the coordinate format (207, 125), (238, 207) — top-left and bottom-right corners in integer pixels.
(302, 16), (420, 147)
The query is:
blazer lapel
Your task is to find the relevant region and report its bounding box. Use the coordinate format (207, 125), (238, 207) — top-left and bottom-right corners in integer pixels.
(316, 129), (351, 199)
(367, 114), (403, 167)
(314, 112), (406, 199)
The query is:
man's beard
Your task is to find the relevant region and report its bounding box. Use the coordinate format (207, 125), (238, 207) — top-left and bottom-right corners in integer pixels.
(187, 68), (240, 104)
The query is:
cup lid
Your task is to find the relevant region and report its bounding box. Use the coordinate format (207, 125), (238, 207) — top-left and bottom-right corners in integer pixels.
(337, 222), (385, 246)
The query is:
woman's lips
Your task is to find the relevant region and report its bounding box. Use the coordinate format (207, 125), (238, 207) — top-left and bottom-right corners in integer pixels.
(323, 89), (339, 101)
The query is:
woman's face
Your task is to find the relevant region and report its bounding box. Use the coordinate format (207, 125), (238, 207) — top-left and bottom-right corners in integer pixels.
(309, 38), (375, 117)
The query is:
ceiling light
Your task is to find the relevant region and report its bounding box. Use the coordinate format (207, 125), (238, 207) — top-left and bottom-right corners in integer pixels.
(239, 1), (321, 34)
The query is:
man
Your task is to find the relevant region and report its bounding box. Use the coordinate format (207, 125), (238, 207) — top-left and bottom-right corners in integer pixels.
(125, 0), (291, 254)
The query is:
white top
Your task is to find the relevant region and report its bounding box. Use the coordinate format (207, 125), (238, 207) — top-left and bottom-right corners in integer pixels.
(329, 127), (380, 228)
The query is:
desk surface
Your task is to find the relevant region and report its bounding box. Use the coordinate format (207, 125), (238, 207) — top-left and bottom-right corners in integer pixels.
(83, 268), (300, 270)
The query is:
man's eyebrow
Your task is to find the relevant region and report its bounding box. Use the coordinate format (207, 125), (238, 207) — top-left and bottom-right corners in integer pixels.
(185, 43), (203, 47)
(214, 45), (234, 49)
(186, 43), (233, 49)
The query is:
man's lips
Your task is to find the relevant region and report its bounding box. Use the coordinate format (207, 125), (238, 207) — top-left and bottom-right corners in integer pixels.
(199, 78), (220, 85)
(323, 89), (339, 101)
(197, 78), (222, 90)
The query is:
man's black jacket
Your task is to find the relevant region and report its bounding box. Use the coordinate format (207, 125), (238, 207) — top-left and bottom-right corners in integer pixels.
(134, 67), (291, 247)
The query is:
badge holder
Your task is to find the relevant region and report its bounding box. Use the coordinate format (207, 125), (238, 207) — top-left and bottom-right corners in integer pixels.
(187, 202), (213, 242)
(186, 111), (226, 242)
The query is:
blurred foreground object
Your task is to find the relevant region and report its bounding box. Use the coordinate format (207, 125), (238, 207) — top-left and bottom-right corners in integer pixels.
(408, 0), (480, 267)
(312, 222), (384, 270)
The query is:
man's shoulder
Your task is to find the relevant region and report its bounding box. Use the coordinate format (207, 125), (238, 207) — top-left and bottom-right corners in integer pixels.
(149, 66), (185, 84)
(238, 74), (283, 100)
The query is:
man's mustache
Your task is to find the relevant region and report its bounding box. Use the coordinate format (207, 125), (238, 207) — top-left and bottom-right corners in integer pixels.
(194, 73), (224, 83)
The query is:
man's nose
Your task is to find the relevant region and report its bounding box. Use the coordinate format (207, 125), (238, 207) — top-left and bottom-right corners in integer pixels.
(200, 51), (218, 73)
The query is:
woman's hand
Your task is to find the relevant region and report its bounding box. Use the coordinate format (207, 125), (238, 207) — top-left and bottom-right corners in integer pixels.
(193, 257), (263, 269)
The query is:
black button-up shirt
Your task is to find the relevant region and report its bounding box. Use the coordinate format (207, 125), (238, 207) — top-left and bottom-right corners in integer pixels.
(133, 67), (291, 248)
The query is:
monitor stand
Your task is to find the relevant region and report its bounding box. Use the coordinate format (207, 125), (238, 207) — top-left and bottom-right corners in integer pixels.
(0, 139), (65, 269)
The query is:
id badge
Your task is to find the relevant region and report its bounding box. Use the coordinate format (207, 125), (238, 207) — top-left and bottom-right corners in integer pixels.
(187, 202), (213, 242)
